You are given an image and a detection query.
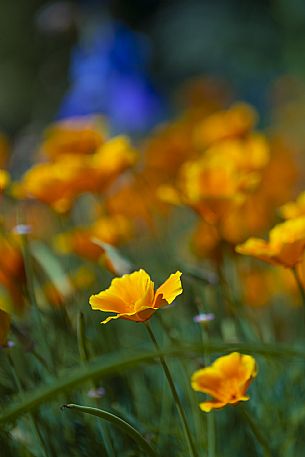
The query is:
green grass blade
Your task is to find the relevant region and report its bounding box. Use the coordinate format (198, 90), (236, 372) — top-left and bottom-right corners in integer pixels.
(0, 341), (303, 425)
(63, 404), (158, 457)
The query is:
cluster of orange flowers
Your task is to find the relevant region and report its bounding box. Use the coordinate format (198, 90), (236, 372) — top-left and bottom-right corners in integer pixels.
(2, 82), (305, 415)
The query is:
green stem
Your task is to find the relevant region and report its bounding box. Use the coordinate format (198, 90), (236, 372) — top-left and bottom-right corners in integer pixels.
(292, 267), (305, 310)
(201, 330), (216, 457)
(77, 312), (90, 364)
(20, 233), (53, 369)
(63, 404), (158, 457)
(239, 405), (273, 457)
(145, 322), (198, 457)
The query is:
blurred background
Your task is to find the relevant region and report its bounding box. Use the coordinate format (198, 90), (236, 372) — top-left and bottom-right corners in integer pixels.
(2, 0), (305, 140)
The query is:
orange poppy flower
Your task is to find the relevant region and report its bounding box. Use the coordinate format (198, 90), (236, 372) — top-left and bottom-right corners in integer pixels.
(194, 102), (258, 148)
(191, 352), (257, 412)
(89, 269), (182, 324)
(236, 217), (305, 268)
(40, 116), (106, 160)
(280, 191), (305, 220)
(17, 135), (137, 213)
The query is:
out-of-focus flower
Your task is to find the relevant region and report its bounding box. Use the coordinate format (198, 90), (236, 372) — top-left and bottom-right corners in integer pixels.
(193, 313), (215, 323)
(106, 174), (160, 231)
(142, 120), (196, 182)
(236, 217), (305, 268)
(16, 135), (137, 213)
(89, 269), (182, 324)
(41, 266), (95, 309)
(160, 156), (249, 224)
(59, 22), (165, 133)
(194, 103), (257, 148)
(70, 266), (95, 291)
(0, 233), (25, 314)
(240, 266), (272, 308)
(191, 220), (220, 259)
(238, 264), (301, 308)
(13, 224), (32, 235)
(204, 134), (269, 173)
(280, 191), (305, 220)
(40, 116), (106, 160)
(191, 352), (257, 412)
(54, 214), (131, 262)
(0, 170), (10, 191)
(87, 386), (106, 399)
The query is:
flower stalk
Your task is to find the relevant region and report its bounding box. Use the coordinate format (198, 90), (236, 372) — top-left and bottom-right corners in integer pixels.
(145, 321), (198, 457)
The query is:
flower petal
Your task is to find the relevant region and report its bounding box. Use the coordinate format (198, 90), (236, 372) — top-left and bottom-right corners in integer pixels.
(199, 400), (226, 412)
(154, 271), (183, 307)
(90, 269), (154, 314)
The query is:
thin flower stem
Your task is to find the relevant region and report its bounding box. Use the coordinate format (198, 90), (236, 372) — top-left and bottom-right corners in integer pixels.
(145, 322), (199, 457)
(201, 329), (216, 457)
(239, 405), (273, 457)
(20, 233), (53, 369)
(77, 312), (90, 364)
(292, 266), (305, 310)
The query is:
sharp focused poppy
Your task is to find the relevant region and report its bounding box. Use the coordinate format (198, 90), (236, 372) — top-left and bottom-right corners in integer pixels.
(89, 269), (182, 324)
(236, 217), (305, 268)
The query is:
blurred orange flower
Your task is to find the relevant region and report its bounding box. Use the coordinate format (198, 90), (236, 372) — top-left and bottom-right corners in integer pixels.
(17, 135), (137, 213)
(191, 352), (257, 412)
(40, 116), (106, 160)
(236, 217), (305, 268)
(280, 191), (305, 220)
(89, 269), (182, 324)
(0, 233), (25, 314)
(194, 102), (257, 148)
(55, 214), (131, 262)
(0, 170), (10, 191)
(160, 156), (249, 224)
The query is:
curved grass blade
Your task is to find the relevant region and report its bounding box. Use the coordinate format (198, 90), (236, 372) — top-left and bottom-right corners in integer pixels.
(63, 404), (158, 457)
(0, 341), (304, 425)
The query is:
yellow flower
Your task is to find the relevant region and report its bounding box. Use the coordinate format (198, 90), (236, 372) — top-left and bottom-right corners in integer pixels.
(191, 352), (257, 412)
(0, 169), (10, 191)
(194, 102), (257, 148)
(236, 217), (305, 268)
(160, 156), (248, 224)
(54, 214), (131, 262)
(40, 116), (106, 160)
(17, 135), (137, 213)
(89, 269), (182, 324)
(280, 191), (305, 220)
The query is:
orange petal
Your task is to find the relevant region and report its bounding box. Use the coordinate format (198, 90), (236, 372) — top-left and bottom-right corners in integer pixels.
(199, 400), (226, 412)
(191, 367), (227, 401)
(89, 269), (154, 314)
(154, 271), (183, 308)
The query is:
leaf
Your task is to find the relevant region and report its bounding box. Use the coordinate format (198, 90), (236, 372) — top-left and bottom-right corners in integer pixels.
(0, 341), (303, 424)
(63, 404), (158, 457)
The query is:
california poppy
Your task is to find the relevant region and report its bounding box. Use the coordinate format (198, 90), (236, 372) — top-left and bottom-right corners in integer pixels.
(89, 269), (182, 324)
(191, 352), (257, 412)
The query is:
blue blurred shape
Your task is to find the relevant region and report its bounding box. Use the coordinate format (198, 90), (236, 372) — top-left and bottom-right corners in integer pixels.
(58, 22), (165, 133)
